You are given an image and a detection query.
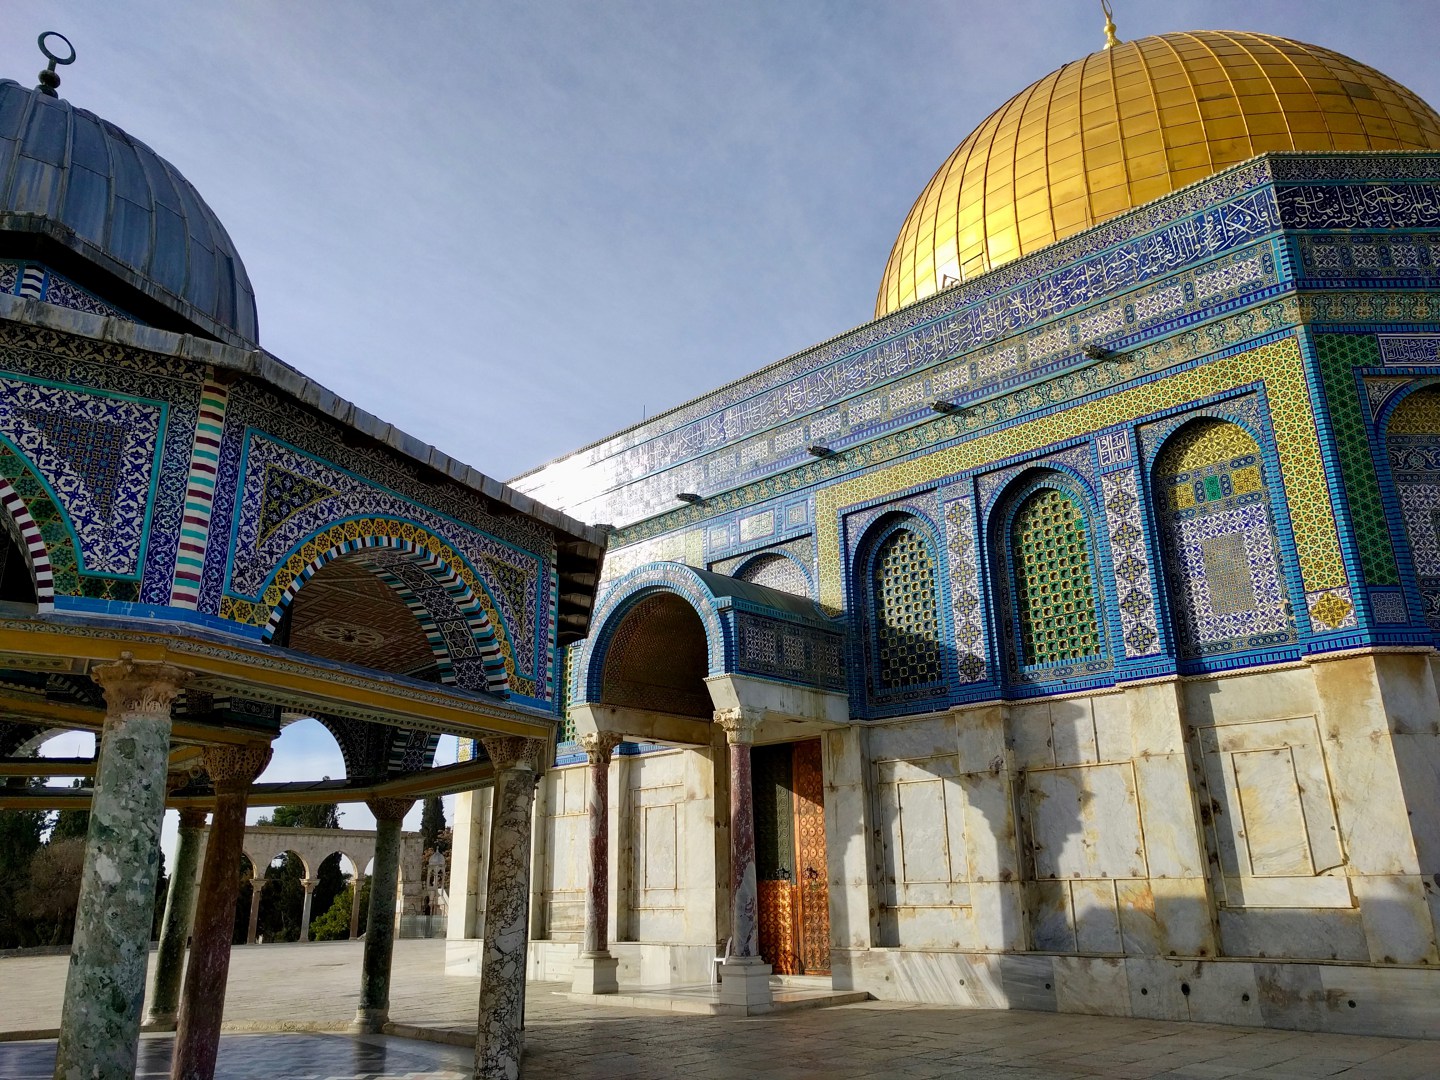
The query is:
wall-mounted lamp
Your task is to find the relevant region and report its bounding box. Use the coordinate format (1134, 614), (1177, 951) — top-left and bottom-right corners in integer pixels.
(675, 492), (703, 504)
(931, 400), (962, 415)
(807, 444), (835, 458)
(1082, 343), (1110, 361)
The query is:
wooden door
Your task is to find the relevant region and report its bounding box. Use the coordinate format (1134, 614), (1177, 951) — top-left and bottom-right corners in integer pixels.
(753, 744), (800, 974)
(792, 739), (831, 975)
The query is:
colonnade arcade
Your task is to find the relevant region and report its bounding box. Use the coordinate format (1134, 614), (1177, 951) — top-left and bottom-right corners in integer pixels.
(560, 563), (849, 1010)
(0, 526), (558, 1080)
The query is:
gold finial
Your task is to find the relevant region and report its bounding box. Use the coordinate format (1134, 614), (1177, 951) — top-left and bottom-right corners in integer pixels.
(1101, 1), (1120, 49)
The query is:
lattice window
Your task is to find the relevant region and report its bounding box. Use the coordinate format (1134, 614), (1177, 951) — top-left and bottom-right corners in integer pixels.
(1011, 488), (1101, 665)
(870, 525), (942, 690)
(1387, 387), (1440, 629)
(1155, 419), (1293, 658)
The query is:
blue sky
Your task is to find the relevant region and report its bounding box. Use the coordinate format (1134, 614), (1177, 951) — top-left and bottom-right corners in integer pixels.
(10, 1), (1440, 857)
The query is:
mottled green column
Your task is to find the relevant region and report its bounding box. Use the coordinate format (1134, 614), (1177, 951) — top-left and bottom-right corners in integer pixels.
(352, 797), (413, 1033)
(54, 659), (187, 1080)
(146, 806), (208, 1029)
(474, 736), (544, 1080)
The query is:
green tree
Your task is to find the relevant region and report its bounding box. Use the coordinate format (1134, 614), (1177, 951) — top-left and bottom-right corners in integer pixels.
(50, 779), (90, 842)
(0, 777), (47, 948)
(419, 796), (446, 854)
(309, 876), (370, 941)
(256, 801), (342, 829)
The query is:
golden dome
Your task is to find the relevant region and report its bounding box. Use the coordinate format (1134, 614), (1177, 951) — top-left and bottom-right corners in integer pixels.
(876, 30), (1440, 318)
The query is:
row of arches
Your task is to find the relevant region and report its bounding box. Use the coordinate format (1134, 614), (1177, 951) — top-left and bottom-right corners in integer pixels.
(853, 415), (1294, 705)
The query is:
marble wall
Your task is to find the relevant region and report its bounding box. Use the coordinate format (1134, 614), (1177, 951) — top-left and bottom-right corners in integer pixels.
(446, 653), (1440, 1035)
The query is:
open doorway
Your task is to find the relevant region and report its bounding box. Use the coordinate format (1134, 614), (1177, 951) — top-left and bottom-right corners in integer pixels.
(752, 738), (829, 976)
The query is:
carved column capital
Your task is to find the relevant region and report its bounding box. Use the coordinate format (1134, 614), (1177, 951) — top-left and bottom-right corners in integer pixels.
(91, 656), (188, 716)
(201, 743), (272, 795)
(714, 707), (764, 745)
(176, 807), (209, 830)
(480, 735), (545, 772)
(577, 730), (624, 765)
(366, 796), (415, 823)
(300, 878), (318, 891)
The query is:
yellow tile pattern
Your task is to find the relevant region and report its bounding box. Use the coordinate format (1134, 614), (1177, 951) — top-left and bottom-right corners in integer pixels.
(877, 31), (1440, 317)
(817, 336), (1342, 609)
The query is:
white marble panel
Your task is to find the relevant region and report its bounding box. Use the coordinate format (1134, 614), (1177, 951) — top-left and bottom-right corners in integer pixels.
(1091, 691), (1132, 764)
(1050, 698), (1098, 767)
(868, 716), (956, 761)
(1070, 879), (1122, 953)
(1054, 956), (1129, 1016)
(1352, 874), (1440, 965)
(958, 773), (1017, 883)
(642, 803), (678, 891)
(955, 704), (1005, 769)
(1008, 701), (1054, 769)
(1027, 763), (1146, 880)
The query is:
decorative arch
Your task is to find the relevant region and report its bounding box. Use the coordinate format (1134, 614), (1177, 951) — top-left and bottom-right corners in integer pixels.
(854, 511), (946, 706)
(577, 562), (728, 707)
(0, 471), (58, 609)
(1382, 383), (1440, 630)
(733, 550), (814, 598)
(259, 522), (509, 695)
(990, 471), (1106, 674)
(1151, 418), (1296, 660)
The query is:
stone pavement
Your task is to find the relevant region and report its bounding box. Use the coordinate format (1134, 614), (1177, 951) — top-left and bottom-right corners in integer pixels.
(1, 940), (1437, 1078)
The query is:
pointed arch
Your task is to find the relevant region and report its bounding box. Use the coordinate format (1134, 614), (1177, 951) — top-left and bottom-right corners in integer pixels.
(733, 550), (814, 598)
(1382, 383), (1440, 630)
(259, 525), (508, 695)
(989, 470), (1107, 677)
(853, 511), (947, 709)
(1151, 417), (1296, 660)
(0, 472), (57, 609)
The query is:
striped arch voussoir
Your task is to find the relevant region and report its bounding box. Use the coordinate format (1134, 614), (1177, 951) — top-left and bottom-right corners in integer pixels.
(0, 476), (54, 609)
(261, 527), (510, 695)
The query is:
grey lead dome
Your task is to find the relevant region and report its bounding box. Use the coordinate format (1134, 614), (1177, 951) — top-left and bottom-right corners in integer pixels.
(0, 78), (258, 345)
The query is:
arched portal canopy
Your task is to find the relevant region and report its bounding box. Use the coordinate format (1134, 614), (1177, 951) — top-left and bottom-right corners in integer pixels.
(572, 561), (848, 746)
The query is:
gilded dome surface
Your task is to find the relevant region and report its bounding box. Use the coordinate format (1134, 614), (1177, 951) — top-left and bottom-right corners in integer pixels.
(875, 31), (1440, 318)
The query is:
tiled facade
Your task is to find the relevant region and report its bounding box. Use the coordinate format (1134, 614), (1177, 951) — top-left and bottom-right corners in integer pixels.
(500, 152), (1440, 1038)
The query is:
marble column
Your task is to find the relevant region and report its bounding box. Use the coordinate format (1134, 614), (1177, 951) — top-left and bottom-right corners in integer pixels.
(571, 731), (623, 995)
(170, 742), (273, 1080)
(351, 797), (413, 1033)
(146, 806), (209, 1029)
(714, 707), (772, 1008)
(474, 736), (544, 1080)
(349, 874), (364, 940)
(299, 878), (318, 942)
(245, 879), (264, 944)
(54, 659), (187, 1080)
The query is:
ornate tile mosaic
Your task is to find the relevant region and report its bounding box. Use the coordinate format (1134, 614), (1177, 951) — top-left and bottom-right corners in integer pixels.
(202, 378), (553, 628)
(0, 374), (162, 578)
(868, 524), (943, 694)
(0, 322), (205, 606)
(1377, 333), (1440, 365)
(1314, 333), (1400, 587)
(224, 433), (541, 688)
(943, 496), (987, 683)
(1386, 386), (1440, 629)
(734, 611), (845, 691)
(619, 296), (1303, 552)
(731, 550), (813, 598)
(1154, 420), (1297, 658)
(1100, 470), (1160, 658)
(816, 335), (1346, 614)
(1004, 481), (1104, 669)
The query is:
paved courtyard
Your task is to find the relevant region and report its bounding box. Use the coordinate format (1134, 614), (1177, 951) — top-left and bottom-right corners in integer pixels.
(1, 940), (1437, 1078)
